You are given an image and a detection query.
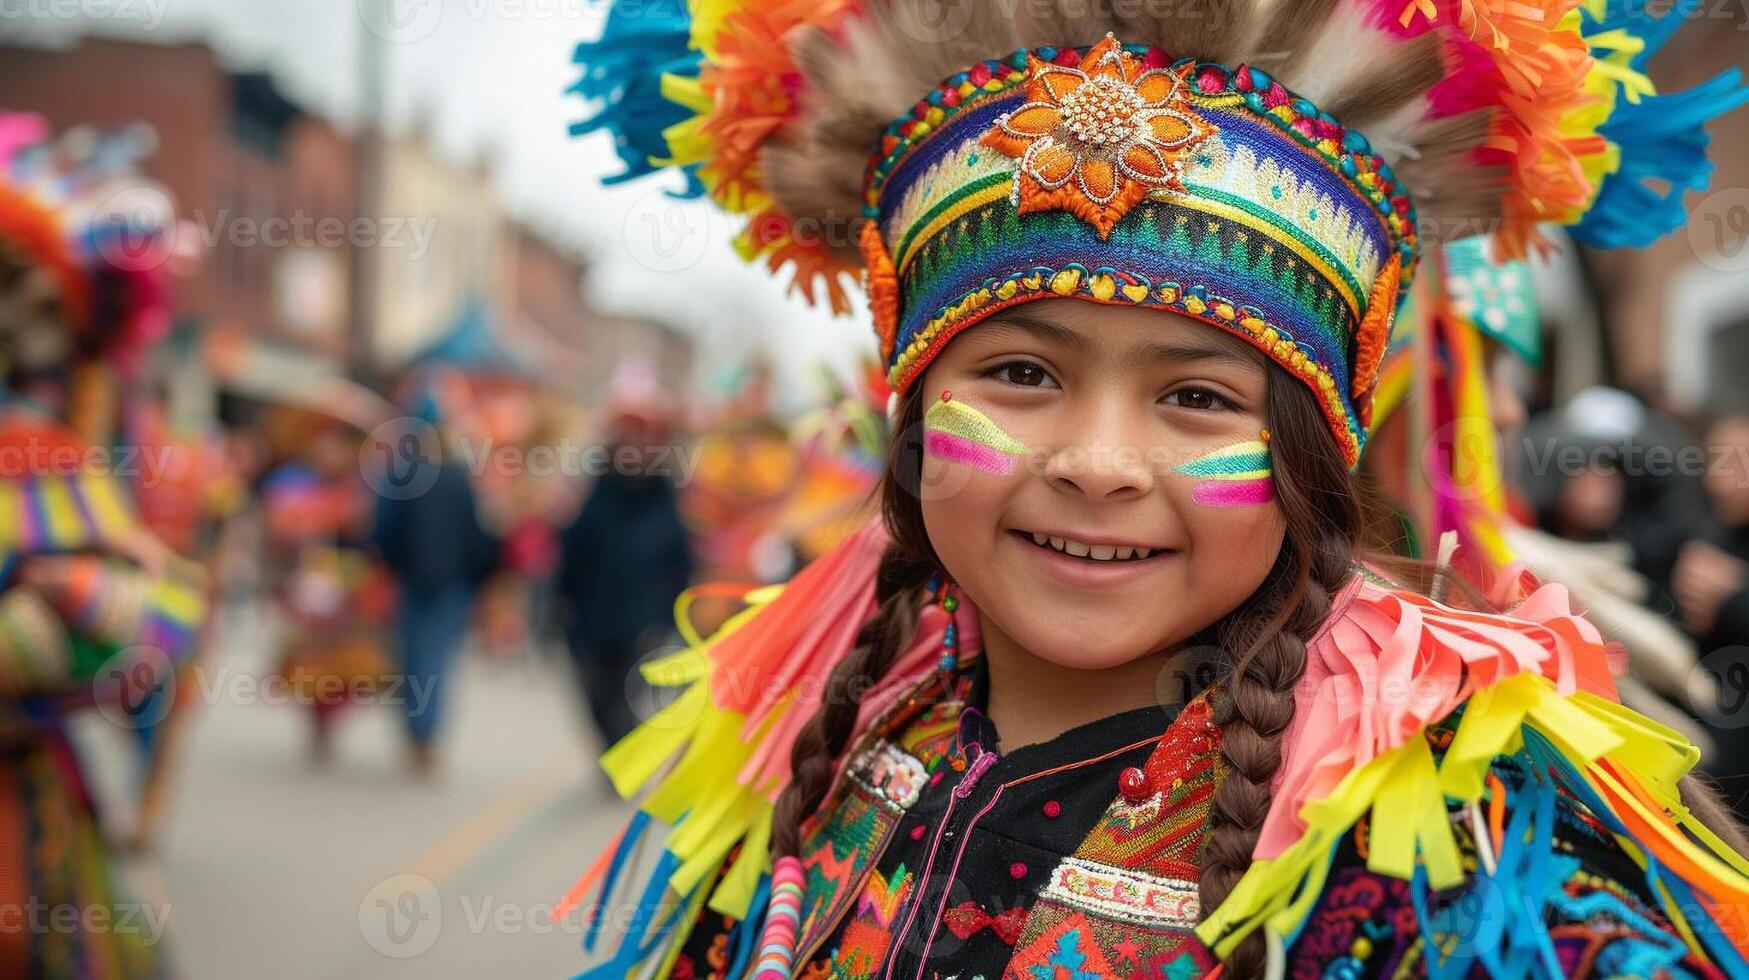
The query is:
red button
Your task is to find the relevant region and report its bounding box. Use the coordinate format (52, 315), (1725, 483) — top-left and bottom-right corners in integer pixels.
(1119, 766), (1152, 803)
(1042, 800), (1062, 818)
(910, 824), (927, 841)
(1009, 862), (1027, 879)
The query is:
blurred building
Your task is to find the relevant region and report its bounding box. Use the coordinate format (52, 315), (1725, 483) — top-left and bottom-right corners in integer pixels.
(2, 34), (693, 415)
(0, 39), (357, 361)
(368, 116), (507, 368)
(502, 223), (693, 399)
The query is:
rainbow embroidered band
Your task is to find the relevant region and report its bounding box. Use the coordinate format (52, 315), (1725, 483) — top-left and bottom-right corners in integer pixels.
(862, 35), (1415, 466)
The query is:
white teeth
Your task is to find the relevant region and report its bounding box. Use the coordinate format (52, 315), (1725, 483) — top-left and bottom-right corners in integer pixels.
(1029, 533), (1156, 561)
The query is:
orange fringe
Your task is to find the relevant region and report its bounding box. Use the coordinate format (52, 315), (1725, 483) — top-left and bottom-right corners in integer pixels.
(0, 184), (88, 327)
(1404, 0), (1608, 258)
(1351, 252), (1401, 403)
(697, 0), (861, 311)
(859, 220), (900, 362)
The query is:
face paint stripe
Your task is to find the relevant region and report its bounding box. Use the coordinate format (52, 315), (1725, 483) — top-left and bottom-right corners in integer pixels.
(1192, 478), (1275, 508)
(925, 430), (1017, 476)
(1172, 440), (1271, 478)
(924, 398), (1031, 457)
(1175, 438), (1274, 507)
(1196, 467), (1271, 483)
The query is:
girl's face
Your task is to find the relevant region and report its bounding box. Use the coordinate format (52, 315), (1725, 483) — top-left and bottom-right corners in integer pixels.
(917, 299), (1287, 670)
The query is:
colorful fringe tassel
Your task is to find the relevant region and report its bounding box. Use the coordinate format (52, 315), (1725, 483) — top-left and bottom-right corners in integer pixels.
(558, 518), (981, 974)
(1201, 574), (1749, 968)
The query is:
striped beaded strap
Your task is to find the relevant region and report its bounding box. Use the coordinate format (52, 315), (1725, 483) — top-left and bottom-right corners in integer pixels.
(752, 856), (807, 979)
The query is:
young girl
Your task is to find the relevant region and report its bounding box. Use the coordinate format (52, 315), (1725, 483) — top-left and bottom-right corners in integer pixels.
(561, 1), (1749, 976)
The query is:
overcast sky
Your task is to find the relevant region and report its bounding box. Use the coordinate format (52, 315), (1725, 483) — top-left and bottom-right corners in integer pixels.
(5, 0), (866, 406)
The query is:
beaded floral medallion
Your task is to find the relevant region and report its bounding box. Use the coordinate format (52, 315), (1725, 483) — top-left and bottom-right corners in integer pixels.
(981, 34), (1215, 239)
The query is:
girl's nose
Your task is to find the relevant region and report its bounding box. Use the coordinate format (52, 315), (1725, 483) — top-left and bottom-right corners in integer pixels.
(1040, 411), (1155, 501)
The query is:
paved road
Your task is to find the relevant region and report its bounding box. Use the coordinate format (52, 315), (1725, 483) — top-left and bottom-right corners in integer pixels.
(74, 600), (630, 979)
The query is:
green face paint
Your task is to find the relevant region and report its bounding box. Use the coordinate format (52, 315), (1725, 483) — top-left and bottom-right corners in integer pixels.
(1172, 439), (1274, 507)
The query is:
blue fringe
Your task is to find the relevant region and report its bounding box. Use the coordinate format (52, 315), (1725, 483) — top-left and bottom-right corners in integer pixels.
(1523, 729), (1749, 978)
(1571, 0), (1749, 249)
(724, 874), (769, 980)
(573, 850), (691, 980)
(568, 0), (704, 197)
(1573, 69), (1749, 249)
(1587, 0), (1702, 70)
(583, 810), (651, 953)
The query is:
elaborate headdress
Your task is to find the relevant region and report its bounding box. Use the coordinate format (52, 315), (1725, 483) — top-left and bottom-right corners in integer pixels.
(575, 0), (1746, 466)
(1, 112), (176, 377)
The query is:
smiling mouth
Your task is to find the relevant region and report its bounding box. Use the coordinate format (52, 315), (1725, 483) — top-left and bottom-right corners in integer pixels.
(1017, 530), (1165, 563)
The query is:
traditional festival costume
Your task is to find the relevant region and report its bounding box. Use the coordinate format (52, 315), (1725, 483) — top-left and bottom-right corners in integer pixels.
(1, 112), (205, 979)
(564, 2), (1749, 976)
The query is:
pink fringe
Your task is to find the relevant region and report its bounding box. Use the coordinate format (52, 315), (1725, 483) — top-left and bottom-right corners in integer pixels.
(711, 517), (982, 799)
(1257, 574), (1620, 859)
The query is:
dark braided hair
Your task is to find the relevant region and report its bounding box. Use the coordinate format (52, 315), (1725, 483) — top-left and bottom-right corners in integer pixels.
(1194, 376), (1361, 978)
(770, 366), (1358, 980)
(769, 381), (941, 856)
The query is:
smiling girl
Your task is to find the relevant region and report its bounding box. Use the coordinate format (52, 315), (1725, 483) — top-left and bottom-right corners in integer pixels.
(561, 1), (1749, 977)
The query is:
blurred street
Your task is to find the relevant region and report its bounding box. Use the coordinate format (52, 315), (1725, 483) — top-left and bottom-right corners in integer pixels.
(74, 598), (625, 980)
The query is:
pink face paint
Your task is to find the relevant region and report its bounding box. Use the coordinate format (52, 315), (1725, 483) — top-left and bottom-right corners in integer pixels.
(923, 396), (1031, 476)
(1173, 439), (1274, 508)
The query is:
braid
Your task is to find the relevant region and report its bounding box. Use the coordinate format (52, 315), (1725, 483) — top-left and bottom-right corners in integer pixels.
(770, 546), (932, 855)
(771, 383), (937, 857)
(1196, 376), (1362, 978)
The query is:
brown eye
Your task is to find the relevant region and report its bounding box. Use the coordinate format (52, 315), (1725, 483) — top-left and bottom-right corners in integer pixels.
(1165, 387), (1231, 411)
(991, 361), (1054, 388)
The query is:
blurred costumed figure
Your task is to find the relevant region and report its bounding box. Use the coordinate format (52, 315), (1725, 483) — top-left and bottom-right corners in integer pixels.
(0, 112), (206, 979)
(261, 414), (397, 766)
(682, 359), (803, 583)
(557, 1), (1749, 978)
(769, 361), (889, 566)
(555, 359), (694, 749)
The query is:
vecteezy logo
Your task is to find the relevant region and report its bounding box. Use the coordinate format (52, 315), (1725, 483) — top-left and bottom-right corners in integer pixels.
(888, 0), (974, 44)
(360, 417), (443, 500)
(95, 646), (176, 730)
(1154, 644), (1227, 716)
(1691, 646), (1749, 731)
(358, 0), (444, 44)
(1690, 188), (1749, 274)
(359, 874), (442, 958)
(91, 185), (176, 273)
(620, 189), (718, 273)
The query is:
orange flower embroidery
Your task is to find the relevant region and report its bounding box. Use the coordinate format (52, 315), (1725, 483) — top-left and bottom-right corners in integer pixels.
(980, 34), (1216, 239)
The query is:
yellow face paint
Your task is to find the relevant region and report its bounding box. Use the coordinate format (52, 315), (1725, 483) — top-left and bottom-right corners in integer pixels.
(923, 395), (1032, 475)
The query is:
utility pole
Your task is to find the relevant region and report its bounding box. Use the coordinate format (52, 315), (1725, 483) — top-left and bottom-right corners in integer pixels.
(350, 0), (389, 391)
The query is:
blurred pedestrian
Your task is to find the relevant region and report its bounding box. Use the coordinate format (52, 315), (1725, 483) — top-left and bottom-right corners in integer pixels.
(371, 396), (498, 777)
(1675, 416), (1749, 640)
(555, 364), (693, 750)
